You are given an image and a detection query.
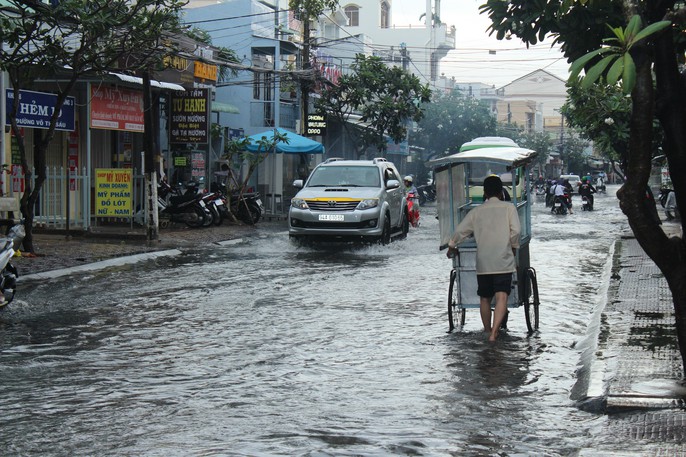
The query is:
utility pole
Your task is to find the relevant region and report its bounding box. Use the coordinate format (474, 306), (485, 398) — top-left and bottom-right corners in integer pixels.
(142, 70), (159, 241)
(400, 42), (409, 72)
(300, 10), (312, 135)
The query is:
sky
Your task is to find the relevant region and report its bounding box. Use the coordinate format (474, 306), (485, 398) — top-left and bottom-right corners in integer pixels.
(390, 0), (570, 87)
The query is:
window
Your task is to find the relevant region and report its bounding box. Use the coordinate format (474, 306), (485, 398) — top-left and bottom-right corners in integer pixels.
(344, 5), (359, 26)
(380, 1), (389, 28)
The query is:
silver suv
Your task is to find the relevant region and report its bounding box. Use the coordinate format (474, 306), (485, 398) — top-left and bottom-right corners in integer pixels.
(288, 158), (409, 244)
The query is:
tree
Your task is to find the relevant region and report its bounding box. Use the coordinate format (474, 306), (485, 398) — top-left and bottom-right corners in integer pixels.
(316, 54), (431, 155)
(561, 77), (664, 179)
(516, 130), (554, 176)
(481, 0), (686, 375)
(411, 89), (496, 159)
(0, 0), (186, 251)
(559, 134), (590, 175)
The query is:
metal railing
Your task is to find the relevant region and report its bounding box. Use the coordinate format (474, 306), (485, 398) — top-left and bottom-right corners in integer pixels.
(7, 167), (148, 231)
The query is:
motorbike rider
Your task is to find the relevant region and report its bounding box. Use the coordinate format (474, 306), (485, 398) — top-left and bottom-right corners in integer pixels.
(403, 175), (418, 195)
(404, 176), (420, 227)
(578, 177), (597, 209)
(552, 179), (573, 214)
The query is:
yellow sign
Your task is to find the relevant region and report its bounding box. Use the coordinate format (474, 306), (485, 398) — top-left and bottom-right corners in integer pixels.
(194, 61), (218, 81)
(95, 168), (133, 217)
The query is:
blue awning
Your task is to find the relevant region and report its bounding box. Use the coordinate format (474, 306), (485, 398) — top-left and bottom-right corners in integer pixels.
(245, 128), (324, 154)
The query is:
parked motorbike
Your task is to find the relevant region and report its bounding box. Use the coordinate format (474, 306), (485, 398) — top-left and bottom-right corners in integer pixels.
(231, 192), (264, 225)
(201, 190), (227, 226)
(407, 191), (420, 227)
(551, 195), (569, 215)
(417, 183), (436, 206)
(0, 223), (20, 309)
(157, 181), (211, 228)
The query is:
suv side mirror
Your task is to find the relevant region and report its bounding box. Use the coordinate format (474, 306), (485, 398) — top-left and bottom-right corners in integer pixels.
(386, 179), (400, 189)
(293, 179), (304, 189)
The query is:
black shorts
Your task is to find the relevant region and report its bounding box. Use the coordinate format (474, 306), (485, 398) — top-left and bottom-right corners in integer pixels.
(477, 273), (513, 298)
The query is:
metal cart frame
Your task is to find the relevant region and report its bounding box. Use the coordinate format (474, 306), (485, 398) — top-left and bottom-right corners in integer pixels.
(430, 137), (540, 333)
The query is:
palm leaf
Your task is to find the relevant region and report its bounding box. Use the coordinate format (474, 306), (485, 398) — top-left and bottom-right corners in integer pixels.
(631, 20), (672, 45)
(581, 55), (616, 89)
(606, 56), (624, 85)
(569, 48), (606, 80)
(622, 53), (636, 94)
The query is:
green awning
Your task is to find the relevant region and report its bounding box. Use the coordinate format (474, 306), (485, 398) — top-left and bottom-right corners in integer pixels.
(211, 101), (240, 114)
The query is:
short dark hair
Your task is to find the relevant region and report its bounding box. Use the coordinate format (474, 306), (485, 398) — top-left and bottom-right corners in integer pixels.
(484, 175), (503, 198)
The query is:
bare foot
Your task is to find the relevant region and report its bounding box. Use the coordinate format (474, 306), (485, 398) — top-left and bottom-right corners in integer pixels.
(488, 335), (497, 342)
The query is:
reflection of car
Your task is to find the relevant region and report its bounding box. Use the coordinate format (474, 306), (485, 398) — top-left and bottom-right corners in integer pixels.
(288, 158), (408, 244)
(560, 174), (581, 193)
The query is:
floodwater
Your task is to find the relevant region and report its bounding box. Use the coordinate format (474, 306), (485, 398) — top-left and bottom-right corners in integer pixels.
(1, 186), (629, 456)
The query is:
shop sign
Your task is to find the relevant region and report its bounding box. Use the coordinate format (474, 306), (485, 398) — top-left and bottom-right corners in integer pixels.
(94, 168), (132, 217)
(170, 88), (209, 144)
(306, 114), (327, 136)
(90, 86), (144, 132)
(5, 89), (75, 131)
(194, 61), (218, 82)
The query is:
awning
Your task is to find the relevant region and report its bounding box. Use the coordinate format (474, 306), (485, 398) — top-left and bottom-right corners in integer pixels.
(245, 127), (324, 154)
(211, 101), (240, 114)
(107, 72), (185, 91)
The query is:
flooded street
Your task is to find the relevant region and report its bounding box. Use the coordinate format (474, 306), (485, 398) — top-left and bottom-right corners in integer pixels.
(1, 186), (630, 455)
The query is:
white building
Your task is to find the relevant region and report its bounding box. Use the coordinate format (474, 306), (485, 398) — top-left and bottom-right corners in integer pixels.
(336, 0), (456, 89)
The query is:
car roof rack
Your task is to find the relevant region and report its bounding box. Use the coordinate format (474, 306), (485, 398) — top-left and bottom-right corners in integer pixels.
(372, 158), (388, 163)
(323, 157), (345, 163)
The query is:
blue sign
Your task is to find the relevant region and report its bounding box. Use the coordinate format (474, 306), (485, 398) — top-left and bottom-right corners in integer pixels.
(5, 89), (75, 131)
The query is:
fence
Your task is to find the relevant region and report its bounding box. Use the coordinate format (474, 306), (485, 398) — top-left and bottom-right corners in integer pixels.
(8, 167), (147, 231)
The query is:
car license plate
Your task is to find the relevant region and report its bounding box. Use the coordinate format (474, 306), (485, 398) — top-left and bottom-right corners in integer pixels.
(319, 214), (344, 221)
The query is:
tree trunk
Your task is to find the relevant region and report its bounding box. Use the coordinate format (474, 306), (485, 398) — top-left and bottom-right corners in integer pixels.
(651, 12), (686, 375)
(619, 39), (686, 376)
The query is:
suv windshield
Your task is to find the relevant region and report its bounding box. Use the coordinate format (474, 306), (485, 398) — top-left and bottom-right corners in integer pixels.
(307, 166), (381, 188)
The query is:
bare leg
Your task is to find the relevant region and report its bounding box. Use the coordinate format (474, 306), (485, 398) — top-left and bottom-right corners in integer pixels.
(480, 296), (492, 333)
(489, 291), (509, 341)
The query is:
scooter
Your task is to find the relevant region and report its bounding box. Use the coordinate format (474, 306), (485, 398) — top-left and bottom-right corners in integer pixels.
(0, 223), (21, 309)
(581, 195), (593, 211)
(407, 191), (420, 227)
(551, 195), (569, 215)
(231, 192), (264, 225)
(158, 181), (210, 228)
(417, 183), (436, 206)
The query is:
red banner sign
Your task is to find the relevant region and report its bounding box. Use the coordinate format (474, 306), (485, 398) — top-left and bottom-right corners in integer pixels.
(90, 85), (144, 132)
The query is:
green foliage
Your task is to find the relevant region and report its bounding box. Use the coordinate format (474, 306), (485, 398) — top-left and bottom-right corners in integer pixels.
(410, 89), (496, 157)
(515, 130), (554, 171)
(316, 54), (432, 152)
(0, 0), (186, 87)
(562, 79), (663, 163)
(289, 0), (339, 19)
(569, 16), (670, 94)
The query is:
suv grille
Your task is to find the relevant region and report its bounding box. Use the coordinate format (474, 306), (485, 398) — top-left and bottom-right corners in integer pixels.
(307, 200), (360, 211)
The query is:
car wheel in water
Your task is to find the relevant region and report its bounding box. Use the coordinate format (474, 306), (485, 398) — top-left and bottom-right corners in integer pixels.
(379, 215), (391, 245)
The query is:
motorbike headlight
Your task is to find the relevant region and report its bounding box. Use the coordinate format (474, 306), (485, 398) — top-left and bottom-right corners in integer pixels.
(356, 199), (379, 210)
(291, 198), (309, 210)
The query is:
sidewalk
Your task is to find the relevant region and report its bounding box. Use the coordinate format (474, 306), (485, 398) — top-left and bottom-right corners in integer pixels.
(14, 219), (285, 279)
(582, 220), (686, 454)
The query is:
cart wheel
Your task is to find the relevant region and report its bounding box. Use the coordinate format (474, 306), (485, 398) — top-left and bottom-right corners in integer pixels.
(448, 269), (465, 332)
(524, 267), (540, 333)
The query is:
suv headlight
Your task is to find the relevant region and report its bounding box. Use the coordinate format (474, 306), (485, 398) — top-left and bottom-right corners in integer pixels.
(356, 199), (379, 210)
(291, 198), (309, 210)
